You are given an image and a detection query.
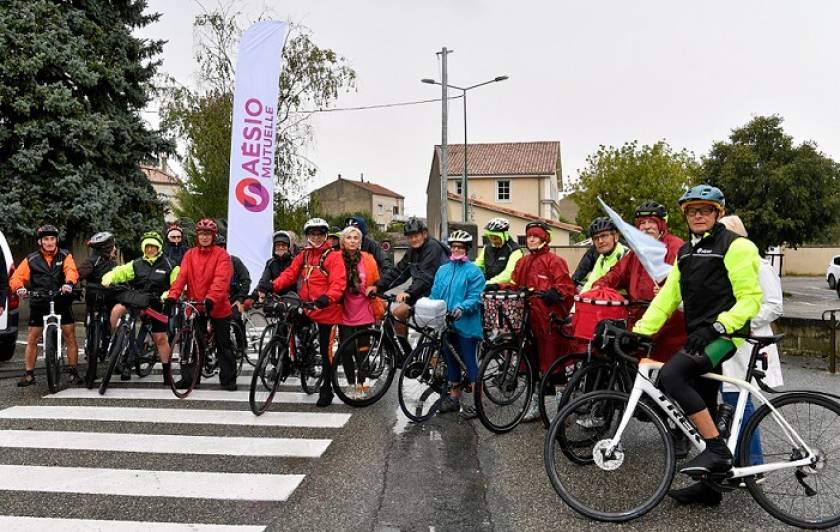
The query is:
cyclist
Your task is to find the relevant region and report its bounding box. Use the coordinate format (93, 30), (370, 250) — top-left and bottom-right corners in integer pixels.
(632, 184), (762, 506)
(337, 225), (383, 398)
(166, 218), (237, 390)
(580, 217), (626, 292)
(497, 221), (575, 421)
(272, 217), (347, 407)
(164, 224), (187, 266)
(102, 231), (178, 383)
(370, 217), (449, 357)
(571, 244), (597, 288)
(474, 217), (523, 286)
(9, 225), (81, 386)
(345, 215), (393, 272)
(327, 226), (342, 251)
(78, 232), (118, 383)
(592, 201), (686, 362)
(254, 231), (296, 299)
(430, 230), (485, 417)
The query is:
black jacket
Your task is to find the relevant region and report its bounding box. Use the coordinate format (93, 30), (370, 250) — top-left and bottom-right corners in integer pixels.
(362, 236), (393, 273)
(164, 243), (186, 266)
(572, 245), (598, 287)
(229, 255), (252, 303)
(78, 253), (116, 292)
(0, 252), (8, 306)
(376, 237), (449, 304)
(256, 252), (295, 295)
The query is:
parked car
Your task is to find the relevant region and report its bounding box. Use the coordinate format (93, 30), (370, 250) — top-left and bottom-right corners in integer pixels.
(827, 255), (840, 290)
(0, 230), (19, 361)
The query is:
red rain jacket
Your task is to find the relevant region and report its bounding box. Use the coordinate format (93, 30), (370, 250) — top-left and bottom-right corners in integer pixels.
(273, 240), (347, 325)
(168, 244), (233, 319)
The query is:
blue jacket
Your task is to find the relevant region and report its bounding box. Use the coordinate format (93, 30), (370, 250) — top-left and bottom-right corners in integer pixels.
(430, 259), (485, 339)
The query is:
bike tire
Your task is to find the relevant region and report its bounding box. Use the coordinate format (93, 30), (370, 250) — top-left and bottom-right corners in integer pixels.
(243, 310), (268, 366)
(397, 341), (446, 423)
(257, 323), (276, 363)
(170, 328), (203, 399)
(538, 352), (587, 429)
(99, 325), (128, 395)
(544, 390), (675, 523)
(231, 321), (246, 376)
(249, 338), (285, 415)
(332, 328), (396, 407)
(135, 326), (158, 378)
(84, 317), (102, 389)
(299, 328), (324, 395)
(475, 342), (533, 434)
(740, 392), (840, 529)
(44, 326), (65, 394)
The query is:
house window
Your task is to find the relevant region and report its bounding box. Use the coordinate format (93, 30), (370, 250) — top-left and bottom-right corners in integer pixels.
(496, 180), (511, 202)
(377, 203), (384, 214)
(393, 205), (399, 215)
(455, 179), (463, 196)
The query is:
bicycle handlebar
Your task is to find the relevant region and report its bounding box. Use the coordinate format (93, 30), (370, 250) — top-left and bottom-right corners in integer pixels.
(26, 288), (83, 300)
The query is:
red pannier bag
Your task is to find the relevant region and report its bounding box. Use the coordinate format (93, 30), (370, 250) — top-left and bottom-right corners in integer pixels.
(572, 287), (629, 343)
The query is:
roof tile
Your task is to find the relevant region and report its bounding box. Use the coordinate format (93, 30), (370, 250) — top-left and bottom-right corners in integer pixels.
(436, 141), (560, 176)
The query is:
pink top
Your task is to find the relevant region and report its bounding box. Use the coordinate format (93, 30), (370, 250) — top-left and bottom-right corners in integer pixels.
(342, 261), (375, 326)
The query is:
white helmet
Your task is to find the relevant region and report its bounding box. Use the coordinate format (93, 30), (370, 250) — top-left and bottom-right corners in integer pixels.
(448, 229), (473, 248)
(485, 217), (510, 232)
(303, 217), (329, 235)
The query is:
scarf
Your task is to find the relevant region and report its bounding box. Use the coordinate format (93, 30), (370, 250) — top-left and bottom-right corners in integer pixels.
(343, 249), (363, 295)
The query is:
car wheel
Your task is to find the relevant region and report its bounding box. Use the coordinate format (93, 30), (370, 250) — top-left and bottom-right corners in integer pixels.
(830, 275), (837, 290)
(0, 336), (15, 362)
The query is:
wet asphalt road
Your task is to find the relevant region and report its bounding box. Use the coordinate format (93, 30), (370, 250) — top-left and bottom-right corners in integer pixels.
(780, 276), (840, 319)
(1, 329), (840, 531)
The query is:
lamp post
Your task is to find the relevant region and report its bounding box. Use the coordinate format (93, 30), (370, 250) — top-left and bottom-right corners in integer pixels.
(422, 75), (508, 222)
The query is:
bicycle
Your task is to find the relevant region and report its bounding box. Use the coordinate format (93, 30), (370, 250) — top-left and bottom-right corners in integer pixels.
(200, 306), (245, 380)
(83, 290), (113, 389)
(99, 289), (166, 395)
(169, 300), (207, 399)
(249, 294), (318, 415)
(27, 289), (81, 393)
(474, 289), (576, 433)
(330, 293), (416, 407)
(544, 321), (840, 528)
(240, 306), (269, 366)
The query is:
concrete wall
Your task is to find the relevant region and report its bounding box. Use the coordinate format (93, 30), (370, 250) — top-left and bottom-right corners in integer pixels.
(782, 247), (840, 276)
(448, 176), (542, 215)
(445, 199), (576, 246)
(312, 180), (371, 218)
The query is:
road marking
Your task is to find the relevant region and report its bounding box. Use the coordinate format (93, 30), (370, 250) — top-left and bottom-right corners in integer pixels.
(0, 464), (303, 501)
(47, 388), (319, 404)
(0, 515), (266, 531)
(0, 429), (331, 458)
(0, 406), (351, 428)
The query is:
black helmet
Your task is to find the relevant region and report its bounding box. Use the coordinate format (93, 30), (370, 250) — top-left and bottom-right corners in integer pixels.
(273, 231), (291, 246)
(403, 217), (427, 236)
(634, 201), (667, 220)
(215, 234), (227, 247)
(36, 224), (59, 240)
(588, 217), (616, 238)
(88, 231), (115, 250)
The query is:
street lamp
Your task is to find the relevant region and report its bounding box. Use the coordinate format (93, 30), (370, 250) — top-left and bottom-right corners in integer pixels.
(422, 75), (509, 223)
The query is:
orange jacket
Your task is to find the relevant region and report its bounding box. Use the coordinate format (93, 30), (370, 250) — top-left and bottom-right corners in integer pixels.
(9, 249), (78, 292)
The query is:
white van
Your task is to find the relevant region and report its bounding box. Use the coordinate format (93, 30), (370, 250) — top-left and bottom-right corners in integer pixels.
(0, 230), (19, 361)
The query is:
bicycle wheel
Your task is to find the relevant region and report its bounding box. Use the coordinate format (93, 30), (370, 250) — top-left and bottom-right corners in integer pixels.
(299, 330), (324, 394)
(84, 317), (102, 389)
(544, 391), (675, 522)
(558, 359), (633, 415)
(230, 321), (246, 376)
(44, 325), (66, 394)
(398, 342), (446, 422)
(135, 326), (158, 378)
(332, 328), (396, 407)
(170, 328), (203, 399)
(243, 311), (268, 366)
(538, 352), (587, 429)
(249, 338), (286, 415)
(475, 343), (533, 433)
(257, 322), (277, 363)
(740, 392), (840, 529)
(99, 324), (128, 395)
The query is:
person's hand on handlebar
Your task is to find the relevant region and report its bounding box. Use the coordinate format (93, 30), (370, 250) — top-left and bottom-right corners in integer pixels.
(395, 292), (410, 304)
(449, 307), (463, 321)
(315, 295), (330, 309)
(16, 288), (27, 298)
(540, 288), (562, 306)
(365, 286), (377, 297)
(60, 283), (74, 295)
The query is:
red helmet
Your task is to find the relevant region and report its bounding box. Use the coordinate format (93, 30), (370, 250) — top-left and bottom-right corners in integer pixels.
(195, 218), (218, 234)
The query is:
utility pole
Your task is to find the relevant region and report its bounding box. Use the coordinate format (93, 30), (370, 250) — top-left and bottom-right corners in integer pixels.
(438, 47), (451, 240)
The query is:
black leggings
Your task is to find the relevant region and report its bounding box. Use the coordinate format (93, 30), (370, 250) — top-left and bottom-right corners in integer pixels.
(659, 349), (722, 416)
(315, 322), (334, 392)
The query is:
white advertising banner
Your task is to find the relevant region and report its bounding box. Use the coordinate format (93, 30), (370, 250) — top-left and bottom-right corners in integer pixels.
(227, 21), (287, 291)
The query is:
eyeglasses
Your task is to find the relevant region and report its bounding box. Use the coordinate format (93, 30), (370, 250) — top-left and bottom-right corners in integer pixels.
(450, 244), (467, 250)
(685, 206), (716, 217)
(592, 232), (615, 242)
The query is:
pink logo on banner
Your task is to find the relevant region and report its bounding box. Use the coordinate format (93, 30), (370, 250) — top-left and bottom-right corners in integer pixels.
(235, 178), (270, 212)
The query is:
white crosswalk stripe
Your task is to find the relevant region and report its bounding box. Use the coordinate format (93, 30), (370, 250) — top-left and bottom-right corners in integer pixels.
(48, 387), (320, 404)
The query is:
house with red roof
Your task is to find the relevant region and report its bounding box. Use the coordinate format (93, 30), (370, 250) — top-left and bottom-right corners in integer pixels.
(141, 158), (182, 222)
(311, 175), (405, 230)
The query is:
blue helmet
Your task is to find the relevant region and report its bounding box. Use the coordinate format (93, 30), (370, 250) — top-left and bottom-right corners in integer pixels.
(679, 185), (725, 211)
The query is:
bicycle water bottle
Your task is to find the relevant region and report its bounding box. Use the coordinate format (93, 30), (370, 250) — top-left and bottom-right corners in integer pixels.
(716, 403), (735, 439)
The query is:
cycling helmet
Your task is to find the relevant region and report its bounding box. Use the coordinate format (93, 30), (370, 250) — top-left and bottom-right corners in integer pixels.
(634, 201), (667, 220)
(303, 217), (329, 235)
(195, 218), (219, 234)
(485, 217), (510, 232)
(215, 234), (227, 247)
(403, 217), (427, 236)
(273, 231), (291, 246)
(328, 226), (342, 238)
(36, 224), (59, 240)
(447, 229), (473, 248)
(678, 184), (725, 211)
(88, 231), (115, 250)
(588, 217), (617, 237)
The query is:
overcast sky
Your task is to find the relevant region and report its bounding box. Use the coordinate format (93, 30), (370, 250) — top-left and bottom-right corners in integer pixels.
(137, 0), (840, 216)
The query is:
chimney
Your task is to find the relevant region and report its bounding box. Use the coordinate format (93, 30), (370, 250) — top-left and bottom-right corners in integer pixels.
(360, 172), (364, 183)
(337, 173), (342, 180)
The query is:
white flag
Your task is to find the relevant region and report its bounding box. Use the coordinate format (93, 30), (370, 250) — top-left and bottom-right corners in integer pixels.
(227, 21), (288, 291)
(597, 197), (672, 283)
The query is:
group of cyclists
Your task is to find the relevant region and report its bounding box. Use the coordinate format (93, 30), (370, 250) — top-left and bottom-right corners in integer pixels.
(4, 181), (781, 508)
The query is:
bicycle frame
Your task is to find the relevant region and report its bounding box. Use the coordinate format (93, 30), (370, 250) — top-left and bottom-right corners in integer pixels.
(42, 299), (63, 362)
(605, 359), (818, 480)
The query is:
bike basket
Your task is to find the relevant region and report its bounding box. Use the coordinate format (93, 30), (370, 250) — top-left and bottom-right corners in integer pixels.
(412, 297), (448, 329)
(572, 287), (629, 341)
(481, 290), (525, 335)
(117, 290), (151, 309)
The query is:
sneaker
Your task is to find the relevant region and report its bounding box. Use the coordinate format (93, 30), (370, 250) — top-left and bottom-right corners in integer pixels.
(522, 393), (540, 422)
(17, 372), (36, 387)
(316, 387), (334, 407)
(438, 396), (460, 414)
(680, 438), (733, 475)
(668, 481), (723, 506)
(68, 368), (85, 386)
(120, 366), (132, 381)
(174, 378), (193, 390)
(220, 382), (238, 391)
(459, 405), (478, 420)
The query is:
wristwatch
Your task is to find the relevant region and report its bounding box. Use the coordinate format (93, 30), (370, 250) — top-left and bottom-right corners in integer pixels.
(712, 321), (726, 335)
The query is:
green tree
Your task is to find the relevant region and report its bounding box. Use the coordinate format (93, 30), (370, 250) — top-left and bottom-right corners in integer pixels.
(700, 115), (840, 253)
(569, 141), (699, 239)
(160, 5), (356, 221)
(0, 0), (171, 248)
